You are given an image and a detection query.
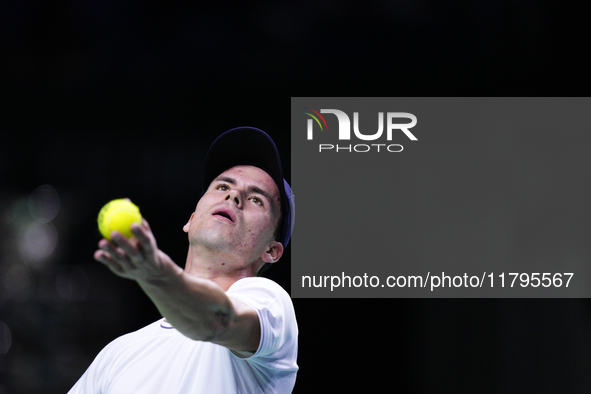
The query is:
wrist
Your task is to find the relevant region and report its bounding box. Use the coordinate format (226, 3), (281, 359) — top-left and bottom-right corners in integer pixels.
(140, 252), (184, 287)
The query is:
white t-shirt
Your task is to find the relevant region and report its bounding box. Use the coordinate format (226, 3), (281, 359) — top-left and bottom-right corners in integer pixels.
(68, 277), (298, 394)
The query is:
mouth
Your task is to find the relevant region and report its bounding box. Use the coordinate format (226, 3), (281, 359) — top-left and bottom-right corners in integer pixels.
(212, 208), (236, 224)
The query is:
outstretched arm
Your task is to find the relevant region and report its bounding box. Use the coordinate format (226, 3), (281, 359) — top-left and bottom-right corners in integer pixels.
(93, 219), (260, 353)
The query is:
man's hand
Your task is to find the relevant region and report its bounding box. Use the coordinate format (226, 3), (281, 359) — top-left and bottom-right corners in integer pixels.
(94, 219), (178, 282)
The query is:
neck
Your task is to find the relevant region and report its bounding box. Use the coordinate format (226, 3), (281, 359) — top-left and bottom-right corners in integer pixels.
(184, 245), (260, 291)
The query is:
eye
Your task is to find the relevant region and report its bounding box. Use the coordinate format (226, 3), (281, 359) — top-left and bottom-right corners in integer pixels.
(216, 183), (230, 191)
(249, 196), (263, 206)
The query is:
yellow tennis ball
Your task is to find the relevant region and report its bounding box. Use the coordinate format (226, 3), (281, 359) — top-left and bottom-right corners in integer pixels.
(97, 199), (142, 240)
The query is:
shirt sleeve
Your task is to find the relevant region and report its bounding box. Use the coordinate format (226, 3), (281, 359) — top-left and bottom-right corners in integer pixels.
(226, 277), (298, 361)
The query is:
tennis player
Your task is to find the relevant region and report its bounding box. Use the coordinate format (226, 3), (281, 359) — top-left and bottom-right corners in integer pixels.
(69, 127), (297, 393)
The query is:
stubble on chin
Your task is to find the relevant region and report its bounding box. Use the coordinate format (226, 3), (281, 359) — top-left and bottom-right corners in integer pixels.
(190, 226), (238, 254)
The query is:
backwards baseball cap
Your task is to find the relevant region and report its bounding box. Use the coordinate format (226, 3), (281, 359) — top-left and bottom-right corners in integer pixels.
(202, 127), (295, 248)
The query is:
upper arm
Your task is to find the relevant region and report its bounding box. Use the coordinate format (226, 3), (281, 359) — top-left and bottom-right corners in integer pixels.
(209, 295), (261, 353)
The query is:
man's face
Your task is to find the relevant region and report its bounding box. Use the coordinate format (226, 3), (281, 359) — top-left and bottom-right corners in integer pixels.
(185, 165), (282, 267)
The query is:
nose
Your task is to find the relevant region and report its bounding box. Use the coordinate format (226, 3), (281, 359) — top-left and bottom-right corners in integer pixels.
(224, 190), (241, 207)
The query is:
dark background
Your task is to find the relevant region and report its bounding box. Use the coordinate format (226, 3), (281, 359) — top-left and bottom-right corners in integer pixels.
(1, 1), (591, 393)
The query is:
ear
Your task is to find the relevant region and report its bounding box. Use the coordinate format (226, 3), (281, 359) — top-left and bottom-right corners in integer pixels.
(260, 241), (284, 264)
(183, 213), (195, 233)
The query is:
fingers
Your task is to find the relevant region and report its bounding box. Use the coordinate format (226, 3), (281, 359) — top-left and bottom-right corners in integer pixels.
(94, 218), (159, 280)
(110, 231), (142, 263)
(96, 235), (137, 271)
(94, 248), (126, 275)
(130, 221), (155, 257)
(139, 218), (152, 233)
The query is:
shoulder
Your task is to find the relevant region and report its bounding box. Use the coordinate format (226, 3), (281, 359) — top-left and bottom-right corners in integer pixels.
(227, 277), (293, 311)
(228, 276), (288, 294)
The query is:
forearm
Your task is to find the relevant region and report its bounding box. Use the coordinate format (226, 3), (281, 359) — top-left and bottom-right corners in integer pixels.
(136, 255), (235, 341)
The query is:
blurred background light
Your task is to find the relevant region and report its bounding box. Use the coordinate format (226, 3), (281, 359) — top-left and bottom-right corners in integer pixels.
(16, 221), (58, 266)
(0, 321), (12, 354)
(28, 185), (60, 224)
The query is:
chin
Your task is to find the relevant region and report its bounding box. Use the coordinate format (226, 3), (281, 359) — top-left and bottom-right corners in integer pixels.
(190, 229), (236, 252)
